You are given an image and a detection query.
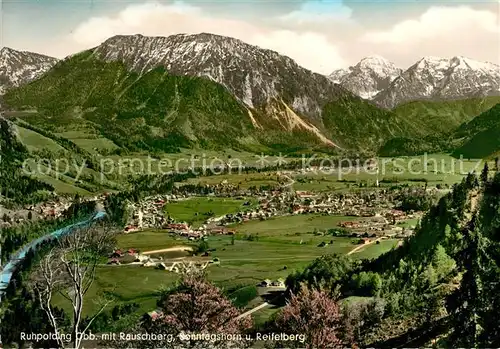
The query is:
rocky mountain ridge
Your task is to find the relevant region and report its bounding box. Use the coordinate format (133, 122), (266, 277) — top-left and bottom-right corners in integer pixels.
(0, 47), (58, 95)
(93, 33), (346, 120)
(330, 55), (500, 109)
(328, 55), (402, 99)
(89, 33), (408, 150)
(3, 33), (411, 153)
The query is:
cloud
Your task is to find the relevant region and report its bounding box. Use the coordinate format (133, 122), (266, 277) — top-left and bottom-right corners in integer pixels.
(251, 31), (347, 74)
(69, 1), (346, 73)
(278, 0), (353, 23)
(71, 1), (204, 46)
(363, 5), (499, 44)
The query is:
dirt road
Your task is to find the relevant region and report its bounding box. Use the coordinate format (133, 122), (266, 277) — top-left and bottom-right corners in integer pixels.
(235, 237), (392, 320)
(142, 246), (194, 255)
(236, 302), (270, 320)
(347, 237), (384, 256)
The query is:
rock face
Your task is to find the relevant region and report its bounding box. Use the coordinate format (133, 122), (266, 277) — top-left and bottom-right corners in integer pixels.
(328, 56), (402, 99)
(92, 33), (348, 123)
(373, 56), (500, 109)
(330, 55), (500, 109)
(0, 47), (58, 95)
(328, 68), (349, 83)
(0, 33), (415, 152)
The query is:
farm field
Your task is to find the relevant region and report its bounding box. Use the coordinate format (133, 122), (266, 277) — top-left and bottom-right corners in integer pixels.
(164, 197), (259, 227)
(72, 236), (396, 317)
(70, 212), (399, 318)
(178, 154), (484, 193)
(230, 214), (358, 238)
(16, 125), (65, 153)
(116, 230), (192, 252)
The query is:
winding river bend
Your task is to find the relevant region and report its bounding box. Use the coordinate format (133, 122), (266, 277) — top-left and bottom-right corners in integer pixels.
(0, 211), (106, 295)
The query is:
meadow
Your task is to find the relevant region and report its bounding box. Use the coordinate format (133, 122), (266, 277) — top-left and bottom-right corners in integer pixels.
(164, 197), (259, 227)
(179, 153), (484, 193)
(12, 119), (486, 197)
(231, 214), (358, 238)
(72, 235), (396, 317)
(62, 213), (399, 319)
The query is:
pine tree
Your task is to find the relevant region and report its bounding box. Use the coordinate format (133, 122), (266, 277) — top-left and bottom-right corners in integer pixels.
(480, 163), (489, 186)
(446, 214), (487, 347)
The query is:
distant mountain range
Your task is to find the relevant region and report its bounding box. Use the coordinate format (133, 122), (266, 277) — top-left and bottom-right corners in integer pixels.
(0, 33), (499, 157)
(0, 47), (57, 96)
(328, 56), (402, 100)
(329, 55), (500, 109)
(1, 34), (414, 154)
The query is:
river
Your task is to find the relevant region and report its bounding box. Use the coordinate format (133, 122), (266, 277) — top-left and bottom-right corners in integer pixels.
(0, 211), (106, 295)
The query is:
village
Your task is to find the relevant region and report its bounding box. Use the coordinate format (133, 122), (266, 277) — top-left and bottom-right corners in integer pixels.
(106, 246), (220, 273)
(120, 184), (424, 251)
(0, 194), (107, 229)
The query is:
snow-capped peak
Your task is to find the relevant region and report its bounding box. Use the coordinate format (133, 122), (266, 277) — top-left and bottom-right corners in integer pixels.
(358, 55), (394, 68)
(327, 55), (402, 99)
(373, 55), (500, 108)
(449, 55), (499, 72)
(328, 68), (349, 83)
(0, 47), (58, 97)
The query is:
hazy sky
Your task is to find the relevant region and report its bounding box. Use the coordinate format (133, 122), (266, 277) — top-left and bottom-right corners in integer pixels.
(1, 0), (499, 74)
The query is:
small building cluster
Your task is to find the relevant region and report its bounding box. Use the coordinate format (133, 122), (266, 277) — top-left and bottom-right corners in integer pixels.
(107, 248), (218, 273)
(258, 279), (286, 288)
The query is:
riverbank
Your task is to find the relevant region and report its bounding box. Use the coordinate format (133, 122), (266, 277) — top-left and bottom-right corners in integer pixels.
(0, 210), (106, 295)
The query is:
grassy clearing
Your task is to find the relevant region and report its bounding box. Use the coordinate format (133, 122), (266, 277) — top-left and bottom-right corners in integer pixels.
(397, 218), (420, 229)
(228, 285), (259, 308)
(56, 130), (119, 154)
(16, 125), (65, 153)
(55, 232), (393, 319)
(52, 265), (180, 317)
(165, 197), (258, 227)
(351, 239), (399, 260)
(72, 138), (119, 153)
(32, 174), (92, 195)
(116, 230), (192, 252)
(231, 214), (357, 237)
(181, 172), (280, 189)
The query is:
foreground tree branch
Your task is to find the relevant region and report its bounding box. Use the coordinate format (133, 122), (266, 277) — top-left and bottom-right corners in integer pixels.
(30, 221), (118, 349)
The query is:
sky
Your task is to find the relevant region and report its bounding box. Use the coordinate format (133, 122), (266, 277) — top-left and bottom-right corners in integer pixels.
(1, 0), (499, 74)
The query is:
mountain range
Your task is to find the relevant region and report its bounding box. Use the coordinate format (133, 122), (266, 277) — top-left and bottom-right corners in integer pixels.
(328, 55), (402, 100)
(0, 47), (57, 96)
(330, 55), (500, 109)
(1, 34), (414, 154)
(0, 32), (499, 158)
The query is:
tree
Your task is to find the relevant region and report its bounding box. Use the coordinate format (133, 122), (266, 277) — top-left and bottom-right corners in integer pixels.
(481, 163), (489, 186)
(446, 215), (484, 347)
(286, 254), (355, 296)
(344, 298), (385, 345)
(196, 240), (209, 254)
(121, 273), (251, 348)
(274, 285), (355, 349)
(30, 221), (118, 349)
